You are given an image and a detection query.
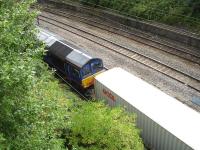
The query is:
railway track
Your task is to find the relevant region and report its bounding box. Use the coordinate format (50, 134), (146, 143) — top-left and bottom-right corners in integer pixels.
(51, 65), (108, 100)
(54, 71), (88, 100)
(42, 7), (200, 65)
(38, 15), (200, 94)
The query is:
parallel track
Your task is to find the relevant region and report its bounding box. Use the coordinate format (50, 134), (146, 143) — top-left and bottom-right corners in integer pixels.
(54, 71), (88, 100)
(42, 7), (200, 65)
(38, 15), (200, 93)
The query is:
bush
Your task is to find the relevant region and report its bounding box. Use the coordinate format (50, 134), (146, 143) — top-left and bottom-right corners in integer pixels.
(63, 101), (144, 150)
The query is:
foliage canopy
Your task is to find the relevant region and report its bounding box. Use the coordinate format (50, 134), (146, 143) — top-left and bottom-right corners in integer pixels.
(0, 0), (66, 149)
(79, 0), (200, 32)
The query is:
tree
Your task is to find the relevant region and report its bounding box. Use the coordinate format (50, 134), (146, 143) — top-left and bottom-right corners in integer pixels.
(188, 0), (200, 14)
(0, 0), (66, 149)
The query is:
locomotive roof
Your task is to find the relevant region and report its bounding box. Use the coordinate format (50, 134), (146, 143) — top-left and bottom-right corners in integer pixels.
(49, 41), (92, 68)
(38, 28), (96, 68)
(37, 28), (57, 47)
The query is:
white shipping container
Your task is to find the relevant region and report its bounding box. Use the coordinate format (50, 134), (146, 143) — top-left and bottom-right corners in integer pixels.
(94, 68), (200, 150)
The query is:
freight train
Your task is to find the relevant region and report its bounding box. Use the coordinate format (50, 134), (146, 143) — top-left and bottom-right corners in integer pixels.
(38, 28), (200, 150)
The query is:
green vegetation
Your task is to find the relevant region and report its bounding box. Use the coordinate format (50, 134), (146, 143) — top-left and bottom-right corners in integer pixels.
(79, 0), (200, 33)
(0, 0), (66, 149)
(0, 0), (143, 149)
(65, 101), (144, 150)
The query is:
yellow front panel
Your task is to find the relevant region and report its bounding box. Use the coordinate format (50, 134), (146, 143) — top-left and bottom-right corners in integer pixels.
(82, 76), (94, 89)
(82, 70), (104, 89)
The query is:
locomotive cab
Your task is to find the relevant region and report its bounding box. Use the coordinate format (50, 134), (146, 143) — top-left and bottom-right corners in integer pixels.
(81, 58), (103, 88)
(62, 58), (103, 89)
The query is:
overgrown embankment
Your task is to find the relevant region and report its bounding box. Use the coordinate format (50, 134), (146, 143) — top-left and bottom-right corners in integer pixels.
(78, 0), (200, 33)
(0, 0), (144, 149)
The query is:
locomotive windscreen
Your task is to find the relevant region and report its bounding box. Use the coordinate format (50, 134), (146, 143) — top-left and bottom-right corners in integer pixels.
(91, 59), (103, 73)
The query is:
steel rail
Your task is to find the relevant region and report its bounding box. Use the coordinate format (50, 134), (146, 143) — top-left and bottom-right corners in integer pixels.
(54, 71), (88, 100)
(43, 7), (200, 65)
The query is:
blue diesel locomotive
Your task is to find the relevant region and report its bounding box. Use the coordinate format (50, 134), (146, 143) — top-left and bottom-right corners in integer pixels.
(38, 28), (104, 89)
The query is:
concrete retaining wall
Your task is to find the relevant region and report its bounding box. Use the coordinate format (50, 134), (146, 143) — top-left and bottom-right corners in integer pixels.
(43, 0), (200, 49)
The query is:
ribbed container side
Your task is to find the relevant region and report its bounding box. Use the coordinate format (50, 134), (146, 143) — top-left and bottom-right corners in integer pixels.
(94, 79), (192, 150)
